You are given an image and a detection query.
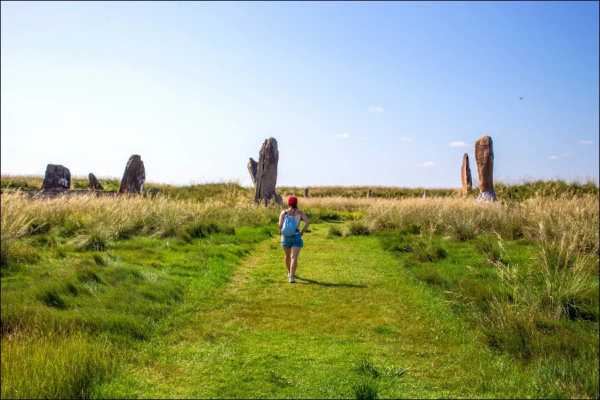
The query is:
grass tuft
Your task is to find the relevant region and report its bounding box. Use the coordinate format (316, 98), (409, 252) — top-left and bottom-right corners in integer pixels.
(353, 380), (379, 400)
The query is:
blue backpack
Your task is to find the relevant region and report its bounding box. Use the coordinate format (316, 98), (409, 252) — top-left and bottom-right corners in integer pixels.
(281, 213), (299, 237)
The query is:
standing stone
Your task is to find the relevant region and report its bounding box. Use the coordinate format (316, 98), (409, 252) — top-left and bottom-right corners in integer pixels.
(88, 173), (103, 191)
(460, 153), (472, 196)
(304, 187), (310, 198)
(475, 135), (496, 201)
(119, 155), (145, 194)
(42, 164), (71, 192)
(247, 158), (258, 186)
(252, 138), (282, 206)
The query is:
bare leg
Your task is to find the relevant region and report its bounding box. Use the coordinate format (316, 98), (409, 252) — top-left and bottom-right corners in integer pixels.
(283, 248), (291, 275)
(290, 247), (301, 278)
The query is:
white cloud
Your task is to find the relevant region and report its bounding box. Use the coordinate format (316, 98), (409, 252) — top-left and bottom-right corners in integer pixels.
(335, 133), (350, 139)
(548, 153), (571, 160)
(417, 161), (435, 168)
(399, 136), (413, 143)
(578, 139), (593, 145)
(449, 141), (467, 148)
(368, 105), (384, 113)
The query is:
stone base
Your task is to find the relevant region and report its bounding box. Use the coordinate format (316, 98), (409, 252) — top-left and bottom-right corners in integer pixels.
(476, 191), (497, 202)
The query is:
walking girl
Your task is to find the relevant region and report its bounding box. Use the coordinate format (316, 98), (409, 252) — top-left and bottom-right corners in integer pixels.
(278, 196), (310, 283)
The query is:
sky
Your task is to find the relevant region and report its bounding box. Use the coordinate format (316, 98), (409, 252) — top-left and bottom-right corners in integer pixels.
(1, 1), (598, 188)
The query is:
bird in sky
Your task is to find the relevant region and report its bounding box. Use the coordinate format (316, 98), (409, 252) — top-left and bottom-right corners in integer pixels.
(519, 96), (524, 100)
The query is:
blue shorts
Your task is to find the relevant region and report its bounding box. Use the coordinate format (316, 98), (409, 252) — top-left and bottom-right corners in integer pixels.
(281, 232), (304, 248)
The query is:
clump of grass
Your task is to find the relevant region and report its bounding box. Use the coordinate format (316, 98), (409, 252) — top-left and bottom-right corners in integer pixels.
(0, 199), (32, 267)
(37, 287), (68, 309)
(534, 224), (598, 320)
(347, 222), (370, 236)
(411, 238), (447, 263)
(451, 220), (477, 241)
(356, 358), (379, 378)
(1, 332), (115, 399)
(414, 266), (449, 288)
(328, 226), (343, 238)
(353, 380), (379, 400)
(3, 241), (40, 267)
(474, 234), (506, 264)
(93, 253), (107, 266)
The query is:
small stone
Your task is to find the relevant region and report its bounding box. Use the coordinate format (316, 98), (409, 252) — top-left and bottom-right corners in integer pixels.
(88, 173), (103, 190)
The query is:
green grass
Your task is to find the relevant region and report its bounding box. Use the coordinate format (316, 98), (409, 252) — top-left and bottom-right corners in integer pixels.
(1, 199), (597, 398)
(378, 230), (599, 398)
(95, 223), (552, 398)
(0, 226), (273, 399)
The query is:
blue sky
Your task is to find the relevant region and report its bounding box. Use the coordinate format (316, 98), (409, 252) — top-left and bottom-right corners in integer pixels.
(1, 1), (598, 187)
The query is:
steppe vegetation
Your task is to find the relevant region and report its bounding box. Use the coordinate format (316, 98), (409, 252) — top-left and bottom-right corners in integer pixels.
(1, 177), (598, 398)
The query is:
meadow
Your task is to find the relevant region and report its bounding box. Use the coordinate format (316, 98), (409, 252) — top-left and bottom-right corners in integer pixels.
(0, 177), (598, 399)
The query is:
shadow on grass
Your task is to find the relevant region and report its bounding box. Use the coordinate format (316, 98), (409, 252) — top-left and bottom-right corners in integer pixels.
(294, 276), (367, 288)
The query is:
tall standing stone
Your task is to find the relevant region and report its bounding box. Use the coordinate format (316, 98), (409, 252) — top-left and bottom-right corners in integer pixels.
(88, 173), (103, 191)
(460, 153), (472, 196)
(119, 155), (145, 194)
(42, 164), (71, 192)
(304, 187), (310, 198)
(475, 135), (496, 201)
(252, 138), (282, 206)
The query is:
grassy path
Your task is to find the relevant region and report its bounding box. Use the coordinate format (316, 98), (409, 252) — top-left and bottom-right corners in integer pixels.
(97, 223), (533, 398)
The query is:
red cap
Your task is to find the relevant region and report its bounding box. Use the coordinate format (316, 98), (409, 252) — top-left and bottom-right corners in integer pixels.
(288, 196), (298, 207)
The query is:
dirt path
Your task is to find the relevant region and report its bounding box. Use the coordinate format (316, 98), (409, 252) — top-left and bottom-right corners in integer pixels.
(97, 223), (531, 398)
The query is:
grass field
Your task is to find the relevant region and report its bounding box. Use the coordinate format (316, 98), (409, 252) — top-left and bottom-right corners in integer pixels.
(0, 181), (598, 398)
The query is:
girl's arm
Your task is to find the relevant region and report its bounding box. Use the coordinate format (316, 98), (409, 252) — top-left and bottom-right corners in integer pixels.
(300, 212), (310, 234)
(278, 211), (285, 233)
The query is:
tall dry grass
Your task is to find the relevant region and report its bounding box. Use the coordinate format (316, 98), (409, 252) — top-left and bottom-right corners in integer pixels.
(360, 196), (598, 253)
(0, 192), (278, 265)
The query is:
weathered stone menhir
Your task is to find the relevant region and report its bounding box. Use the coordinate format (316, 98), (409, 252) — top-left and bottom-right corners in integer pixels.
(88, 173), (103, 191)
(119, 155), (145, 194)
(475, 135), (496, 201)
(42, 164), (71, 192)
(460, 153), (472, 196)
(247, 138), (282, 206)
